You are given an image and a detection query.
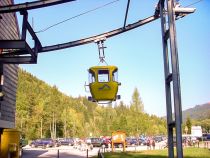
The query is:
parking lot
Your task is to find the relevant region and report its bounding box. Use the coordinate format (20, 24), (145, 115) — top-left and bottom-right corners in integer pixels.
(21, 142), (167, 158)
(22, 146), (99, 158)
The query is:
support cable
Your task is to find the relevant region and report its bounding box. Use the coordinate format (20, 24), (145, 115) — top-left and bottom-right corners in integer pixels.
(36, 0), (120, 33)
(185, 0), (203, 7)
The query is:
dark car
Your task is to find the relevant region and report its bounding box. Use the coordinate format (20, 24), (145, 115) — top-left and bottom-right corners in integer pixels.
(30, 138), (55, 148)
(154, 136), (164, 143)
(202, 133), (210, 141)
(139, 138), (147, 145)
(59, 138), (74, 146)
(126, 138), (139, 146)
(90, 138), (103, 147)
(101, 138), (111, 147)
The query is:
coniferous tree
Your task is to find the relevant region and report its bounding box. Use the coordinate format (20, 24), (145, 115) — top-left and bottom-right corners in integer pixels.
(186, 116), (192, 134)
(130, 87), (144, 113)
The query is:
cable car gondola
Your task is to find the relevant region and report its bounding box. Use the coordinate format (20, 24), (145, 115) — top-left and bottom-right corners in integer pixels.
(86, 40), (121, 103)
(87, 65), (121, 102)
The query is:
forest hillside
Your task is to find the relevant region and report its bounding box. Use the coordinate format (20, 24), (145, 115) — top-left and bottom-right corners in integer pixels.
(16, 68), (167, 140)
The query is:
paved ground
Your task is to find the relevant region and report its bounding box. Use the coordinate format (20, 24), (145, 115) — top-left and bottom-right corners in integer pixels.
(22, 146), (99, 158)
(21, 143), (166, 158)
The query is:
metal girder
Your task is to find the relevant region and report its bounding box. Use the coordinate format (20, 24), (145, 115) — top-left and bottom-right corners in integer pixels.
(25, 19), (41, 47)
(0, 40), (36, 64)
(123, 0), (131, 29)
(0, 14), (158, 64)
(41, 15), (159, 52)
(159, 2), (174, 157)
(0, 11), (40, 64)
(0, 40), (28, 49)
(0, 40), (32, 56)
(167, 1), (183, 157)
(0, 0), (76, 13)
(0, 56), (35, 64)
(37, 3), (195, 53)
(159, 0), (186, 157)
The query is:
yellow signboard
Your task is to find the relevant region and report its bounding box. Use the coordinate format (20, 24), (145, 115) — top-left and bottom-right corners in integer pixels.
(112, 131), (126, 143)
(111, 131), (126, 152)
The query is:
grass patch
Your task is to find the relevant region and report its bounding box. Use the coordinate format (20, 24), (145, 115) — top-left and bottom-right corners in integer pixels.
(95, 148), (210, 158)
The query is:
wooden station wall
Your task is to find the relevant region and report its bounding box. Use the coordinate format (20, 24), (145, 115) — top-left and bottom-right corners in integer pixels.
(0, 0), (19, 129)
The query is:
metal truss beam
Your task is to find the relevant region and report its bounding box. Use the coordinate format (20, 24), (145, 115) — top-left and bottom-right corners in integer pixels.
(0, 40), (28, 50)
(159, 0), (185, 157)
(0, 56), (34, 64)
(0, 40), (36, 64)
(34, 2), (195, 53)
(0, 0), (75, 13)
(0, 11), (41, 64)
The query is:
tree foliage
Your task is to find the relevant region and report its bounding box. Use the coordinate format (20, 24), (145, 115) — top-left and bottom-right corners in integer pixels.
(16, 69), (167, 140)
(185, 117), (192, 134)
(130, 87), (144, 113)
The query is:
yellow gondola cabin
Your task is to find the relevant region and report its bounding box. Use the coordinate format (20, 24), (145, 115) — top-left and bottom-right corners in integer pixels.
(87, 65), (121, 102)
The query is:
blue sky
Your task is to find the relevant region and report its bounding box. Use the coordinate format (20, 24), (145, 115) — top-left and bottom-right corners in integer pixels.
(15, 0), (210, 116)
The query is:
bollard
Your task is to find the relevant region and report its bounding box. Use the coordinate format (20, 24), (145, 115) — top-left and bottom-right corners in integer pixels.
(57, 149), (59, 158)
(102, 144), (105, 153)
(20, 148), (23, 158)
(98, 150), (100, 157)
(87, 149), (88, 158)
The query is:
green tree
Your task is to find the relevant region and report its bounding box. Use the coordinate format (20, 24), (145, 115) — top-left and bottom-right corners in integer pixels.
(186, 117), (192, 134)
(130, 87), (144, 112)
(16, 69), (167, 139)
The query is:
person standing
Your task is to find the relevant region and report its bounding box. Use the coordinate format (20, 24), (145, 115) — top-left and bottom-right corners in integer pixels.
(147, 138), (151, 150)
(152, 139), (155, 150)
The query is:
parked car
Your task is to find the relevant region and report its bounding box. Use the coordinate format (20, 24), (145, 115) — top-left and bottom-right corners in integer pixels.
(154, 136), (164, 143)
(90, 138), (103, 147)
(139, 138), (147, 145)
(30, 138), (55, 148)
(54, 139), (61, 147)
(58, 138), (74, 146)
(129, 138), (139, 146)
(126, 138), (139, 146)
(101, 138), (111, 147)
(202, 133), (210, 141)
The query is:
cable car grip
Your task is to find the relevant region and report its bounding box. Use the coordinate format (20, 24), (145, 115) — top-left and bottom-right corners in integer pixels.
(95, 39), (107, 63)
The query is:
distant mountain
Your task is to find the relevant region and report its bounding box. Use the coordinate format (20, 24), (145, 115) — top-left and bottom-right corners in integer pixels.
(182, 103), (210, 121)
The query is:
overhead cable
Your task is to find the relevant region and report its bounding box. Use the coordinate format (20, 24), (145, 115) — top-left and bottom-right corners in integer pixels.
(185, 0), (203, 7)
(35, 0), (120, 33)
